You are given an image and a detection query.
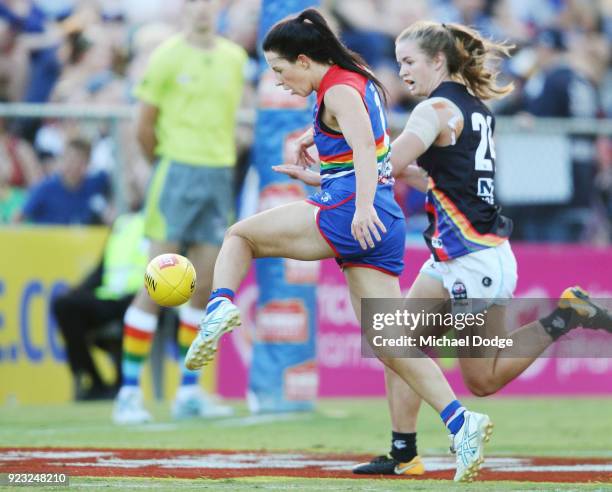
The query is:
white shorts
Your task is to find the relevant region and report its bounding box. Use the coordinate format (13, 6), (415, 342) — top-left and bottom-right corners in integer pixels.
(420, 241), (518, 310)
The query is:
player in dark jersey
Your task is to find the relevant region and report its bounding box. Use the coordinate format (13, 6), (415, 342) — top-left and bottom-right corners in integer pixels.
(276, 19), (612, 477)
(186, 10), (496, 482)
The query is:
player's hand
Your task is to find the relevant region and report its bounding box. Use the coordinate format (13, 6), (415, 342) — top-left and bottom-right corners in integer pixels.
(351, 205), (387, 250)
(272, 164), (322, 186)
(291, 129), (316, 167)
(397, 164), (428, 192)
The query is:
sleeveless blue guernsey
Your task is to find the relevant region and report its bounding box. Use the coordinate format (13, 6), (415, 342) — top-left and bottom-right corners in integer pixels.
(306, 66), (405, 276)
(308, 65), (402, 218)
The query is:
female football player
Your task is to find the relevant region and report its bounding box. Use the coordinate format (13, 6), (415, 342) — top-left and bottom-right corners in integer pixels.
(275, 20), (611, 476)
(186, 10), (495, 482)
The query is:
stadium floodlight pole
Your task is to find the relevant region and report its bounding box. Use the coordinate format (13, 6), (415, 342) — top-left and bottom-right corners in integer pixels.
(247, 0), (321, 413)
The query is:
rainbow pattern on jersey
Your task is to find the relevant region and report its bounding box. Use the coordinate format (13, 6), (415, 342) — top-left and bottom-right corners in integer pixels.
(426, 177), (506, 261)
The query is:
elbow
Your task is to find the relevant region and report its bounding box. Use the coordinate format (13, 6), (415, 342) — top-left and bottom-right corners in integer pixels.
(353, 140), (377, 162)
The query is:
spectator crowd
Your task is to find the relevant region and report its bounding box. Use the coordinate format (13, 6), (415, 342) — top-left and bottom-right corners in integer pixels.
(0, 0), (611, 242)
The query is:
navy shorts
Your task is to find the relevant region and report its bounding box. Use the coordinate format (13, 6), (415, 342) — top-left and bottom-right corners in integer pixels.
(307, 187), (406, 276)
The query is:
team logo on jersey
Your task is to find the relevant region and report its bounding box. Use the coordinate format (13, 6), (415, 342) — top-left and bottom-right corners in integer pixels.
(482, 276), (492, 287)
(477, 178), (495, 205)
(451, 280), (467, 300)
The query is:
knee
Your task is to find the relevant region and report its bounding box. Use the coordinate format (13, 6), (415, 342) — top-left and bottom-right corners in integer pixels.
(225, 221), (256, 251)
(224, 222), (244, 246)
(225, 222), (243, 240)
(463, 374), (500, 397)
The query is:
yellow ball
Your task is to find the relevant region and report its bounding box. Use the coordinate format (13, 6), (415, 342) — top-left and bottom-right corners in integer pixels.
(144, 254), (196, 307)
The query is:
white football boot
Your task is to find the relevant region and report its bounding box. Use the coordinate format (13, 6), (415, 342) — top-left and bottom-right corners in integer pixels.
(451, 411), (493, 482)
(112, 386), (152, 425)
(184, 300), (241, 370)
(172, 386), (234, 420)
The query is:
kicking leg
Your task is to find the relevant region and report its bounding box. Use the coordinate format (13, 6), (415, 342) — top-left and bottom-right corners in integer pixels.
(185, 201), (334, 370)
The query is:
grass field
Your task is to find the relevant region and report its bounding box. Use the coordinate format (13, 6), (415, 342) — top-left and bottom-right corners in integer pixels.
(1, 397), (611, 491)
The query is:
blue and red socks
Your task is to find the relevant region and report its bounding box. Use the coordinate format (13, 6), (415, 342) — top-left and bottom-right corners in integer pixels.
(440, 400), (466, 435)
(206, 288), (235, 315)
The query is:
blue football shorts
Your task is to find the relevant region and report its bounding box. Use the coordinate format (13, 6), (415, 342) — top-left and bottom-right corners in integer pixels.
(307, 187), (405, 276)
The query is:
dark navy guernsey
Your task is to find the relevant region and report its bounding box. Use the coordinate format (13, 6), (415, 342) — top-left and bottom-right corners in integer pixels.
(417, 82), (512, 261)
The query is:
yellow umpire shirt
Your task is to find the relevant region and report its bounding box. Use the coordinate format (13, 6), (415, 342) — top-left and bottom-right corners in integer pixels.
(134, 34), (248, 167)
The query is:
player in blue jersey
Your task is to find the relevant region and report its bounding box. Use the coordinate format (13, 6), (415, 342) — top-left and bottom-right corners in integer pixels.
(277, 20), (612, 477)
(186, 9), (496, 482)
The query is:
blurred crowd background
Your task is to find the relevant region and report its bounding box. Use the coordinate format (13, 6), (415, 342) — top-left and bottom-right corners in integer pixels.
(1, 0), (611, 243)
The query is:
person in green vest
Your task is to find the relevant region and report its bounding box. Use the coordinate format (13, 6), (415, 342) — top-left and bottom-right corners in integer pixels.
(52, 213), (149, 400)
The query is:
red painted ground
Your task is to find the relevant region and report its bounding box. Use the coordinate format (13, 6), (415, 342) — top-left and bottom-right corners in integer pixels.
(1, 448), (611, 483)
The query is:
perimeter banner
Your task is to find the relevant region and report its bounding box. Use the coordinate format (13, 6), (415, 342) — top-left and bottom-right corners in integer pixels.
(247, 0), (320, 412)
(219, 243), (612, 397)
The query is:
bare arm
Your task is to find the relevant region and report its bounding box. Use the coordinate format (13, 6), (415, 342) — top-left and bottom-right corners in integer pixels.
(397, 163), (428, 192)
(390, 98), (463, 185)
(390, 130), (427, 178)
(136, 103), (159, 164)
(325, 86), (377, 209)
(325, 85), (386, 249)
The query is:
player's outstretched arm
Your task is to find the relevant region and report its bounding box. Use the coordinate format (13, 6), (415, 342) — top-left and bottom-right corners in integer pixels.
(396, 163), (428, 192)
(272, 164), (322, 186)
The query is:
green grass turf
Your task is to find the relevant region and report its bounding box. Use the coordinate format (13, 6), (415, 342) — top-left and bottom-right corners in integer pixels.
(20, 476), (612, 492)
(2, 398), (611, 491)
(1, 397), (611, 457)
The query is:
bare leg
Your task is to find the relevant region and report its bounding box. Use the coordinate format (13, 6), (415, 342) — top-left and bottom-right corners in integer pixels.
(383, 273), (448, 432)
(212, 201), (334, 291)
(184, 201), (334, 369)
(344, 267), (456, 413)
(384, 367), (419, 432)
(458, 306), (554, 396)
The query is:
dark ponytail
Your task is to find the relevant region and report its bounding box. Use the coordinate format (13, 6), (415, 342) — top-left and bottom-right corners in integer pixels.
(263, 8), (388, 104)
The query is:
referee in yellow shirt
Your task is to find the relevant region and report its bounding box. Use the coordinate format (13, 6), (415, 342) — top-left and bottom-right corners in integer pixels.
(113, 0), (247, 424)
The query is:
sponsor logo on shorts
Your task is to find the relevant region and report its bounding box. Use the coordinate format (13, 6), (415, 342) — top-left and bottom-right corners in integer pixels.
(431, 237), (443, 249)
(319, 192), (331, 203)
(451, 280), (467, 300)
